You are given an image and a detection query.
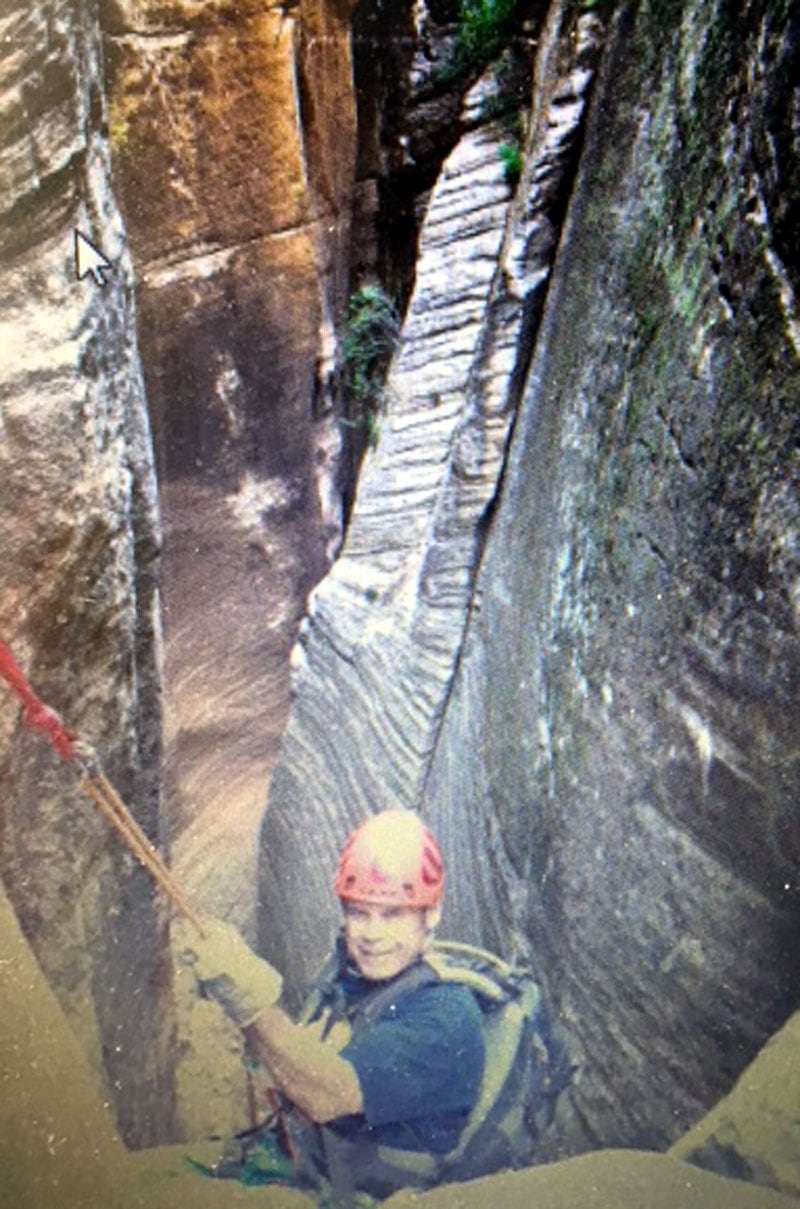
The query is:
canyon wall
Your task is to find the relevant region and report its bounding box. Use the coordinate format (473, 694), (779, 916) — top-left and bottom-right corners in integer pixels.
(262, 0), (607, 992)
(260, 0), (800, 1163)
(0, 0), (367, 1150)
(2, 0), (798, 1176)
(104, 0), (358, 928)
(0, 0), (172, 1145)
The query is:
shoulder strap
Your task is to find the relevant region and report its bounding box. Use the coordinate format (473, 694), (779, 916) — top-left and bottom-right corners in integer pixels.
(425, 940), (535, 1007)
(347, 959), (440, 1034)
(300, 940), (442, 1034)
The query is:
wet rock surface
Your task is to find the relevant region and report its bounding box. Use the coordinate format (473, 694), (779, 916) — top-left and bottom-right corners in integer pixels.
(261, 0), (800, 1172)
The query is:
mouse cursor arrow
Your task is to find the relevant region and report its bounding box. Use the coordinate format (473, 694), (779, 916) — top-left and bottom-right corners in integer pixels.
(74, 230), (112, 286)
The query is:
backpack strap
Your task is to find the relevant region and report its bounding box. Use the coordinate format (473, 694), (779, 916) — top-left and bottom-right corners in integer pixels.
(346, 959), (440, 1035)
(302, 933), (442, 1038)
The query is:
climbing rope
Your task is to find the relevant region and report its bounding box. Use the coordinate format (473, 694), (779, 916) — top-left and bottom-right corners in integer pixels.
(0, 636), (204, 933)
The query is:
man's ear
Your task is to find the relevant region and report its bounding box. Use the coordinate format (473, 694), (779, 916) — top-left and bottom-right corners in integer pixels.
(425, 906), (442, 933)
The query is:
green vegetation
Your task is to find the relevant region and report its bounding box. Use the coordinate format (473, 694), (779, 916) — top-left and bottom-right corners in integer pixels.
(108, 103), (131, 155)
(341, 284), (401, 449)
(498, 140), (523, 185)
(478, 46), (531, 128)
(437, 0), (521, 84)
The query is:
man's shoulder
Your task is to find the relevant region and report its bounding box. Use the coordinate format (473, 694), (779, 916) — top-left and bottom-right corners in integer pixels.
(392, 971), (485, 1034)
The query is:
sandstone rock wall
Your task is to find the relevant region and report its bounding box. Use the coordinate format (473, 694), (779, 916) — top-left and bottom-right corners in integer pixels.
(0, 872), (314, 1209)
(0, 0), (173, 1145)
(432, 0), (800, 1154)
(670, 1006), (800, 1200)
(260, 0), (800, 1165)
(261, 0), (608, 999)
(103, 0), (357, 923)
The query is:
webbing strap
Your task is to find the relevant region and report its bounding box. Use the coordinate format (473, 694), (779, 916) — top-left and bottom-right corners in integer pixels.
(0, 637), (77, 761)
(307, 936), (442, 1038)
(347, 959), (440, 1034)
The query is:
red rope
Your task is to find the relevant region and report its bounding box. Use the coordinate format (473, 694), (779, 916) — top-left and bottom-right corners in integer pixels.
(0, 637), (77, 762)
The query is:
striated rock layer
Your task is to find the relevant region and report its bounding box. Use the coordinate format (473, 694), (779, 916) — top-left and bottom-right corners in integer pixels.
(262, 0), (609, 998)
(261, 0), (800, 1169)
(0, 0), (173, 1145)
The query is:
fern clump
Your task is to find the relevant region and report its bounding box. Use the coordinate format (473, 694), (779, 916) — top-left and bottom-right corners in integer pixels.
(341, 285), (401, 448)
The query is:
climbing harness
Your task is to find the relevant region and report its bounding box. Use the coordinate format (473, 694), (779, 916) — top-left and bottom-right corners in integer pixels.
(0, 636), (204, 933)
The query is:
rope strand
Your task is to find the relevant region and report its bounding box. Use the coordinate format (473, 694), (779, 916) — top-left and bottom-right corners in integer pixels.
(0, 635), (204, 933)
(79, 770), (205, 934)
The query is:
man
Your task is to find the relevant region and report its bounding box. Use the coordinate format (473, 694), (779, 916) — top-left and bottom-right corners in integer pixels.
(179, 809), (486, 1200)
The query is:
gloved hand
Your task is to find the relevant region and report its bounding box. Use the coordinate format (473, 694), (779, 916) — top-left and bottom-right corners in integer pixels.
(173, 916), (283, 1029)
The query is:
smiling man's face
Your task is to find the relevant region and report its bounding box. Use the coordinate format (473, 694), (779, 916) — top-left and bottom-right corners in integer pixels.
(343, 901), (439, 981)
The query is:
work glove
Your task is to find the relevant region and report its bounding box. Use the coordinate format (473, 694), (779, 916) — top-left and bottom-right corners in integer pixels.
(173, 916), (283, 1029)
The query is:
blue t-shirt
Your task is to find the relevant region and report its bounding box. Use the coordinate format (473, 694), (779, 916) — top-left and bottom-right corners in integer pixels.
(333, 969), (485, 1154)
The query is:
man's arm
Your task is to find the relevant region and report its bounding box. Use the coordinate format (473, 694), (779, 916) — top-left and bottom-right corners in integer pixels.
(244, 1007), (364, 1123)
(174, 916), (364, 1123)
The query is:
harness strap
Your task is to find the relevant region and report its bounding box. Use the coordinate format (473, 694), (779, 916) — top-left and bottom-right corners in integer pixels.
(345, 959), (440, 1034)
(308, 934), (442, 1038)
(319, 1125), (442, 1207)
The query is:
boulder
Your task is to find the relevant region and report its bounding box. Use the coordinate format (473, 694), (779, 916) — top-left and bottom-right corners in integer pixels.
(0, 874), (313, 1209)
(383, 1149), (799, 1209)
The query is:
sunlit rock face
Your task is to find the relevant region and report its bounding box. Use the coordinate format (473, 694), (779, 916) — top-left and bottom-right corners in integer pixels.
(103, 0), (355, 900)
(261, 0), (800, 1164)
(0, 0), (173, 1146)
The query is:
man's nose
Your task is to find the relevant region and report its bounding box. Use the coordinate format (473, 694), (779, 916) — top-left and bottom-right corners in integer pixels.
(361, 914), (385, 941)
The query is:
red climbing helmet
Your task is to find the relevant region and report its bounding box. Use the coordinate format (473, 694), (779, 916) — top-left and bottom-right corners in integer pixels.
(334, 809), (444, 909)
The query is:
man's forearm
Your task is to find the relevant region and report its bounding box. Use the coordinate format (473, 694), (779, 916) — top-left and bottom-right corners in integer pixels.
(244, 1006), (363, 1124)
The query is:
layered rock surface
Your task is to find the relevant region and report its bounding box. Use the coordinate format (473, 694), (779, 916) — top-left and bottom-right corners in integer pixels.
(0, 0), (172, 1145)
(260, 0), (800, 1172)
(262, 0), (607, 999)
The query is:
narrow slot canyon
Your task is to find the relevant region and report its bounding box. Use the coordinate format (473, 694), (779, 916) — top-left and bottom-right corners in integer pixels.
(0, 0), (799, 1206)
